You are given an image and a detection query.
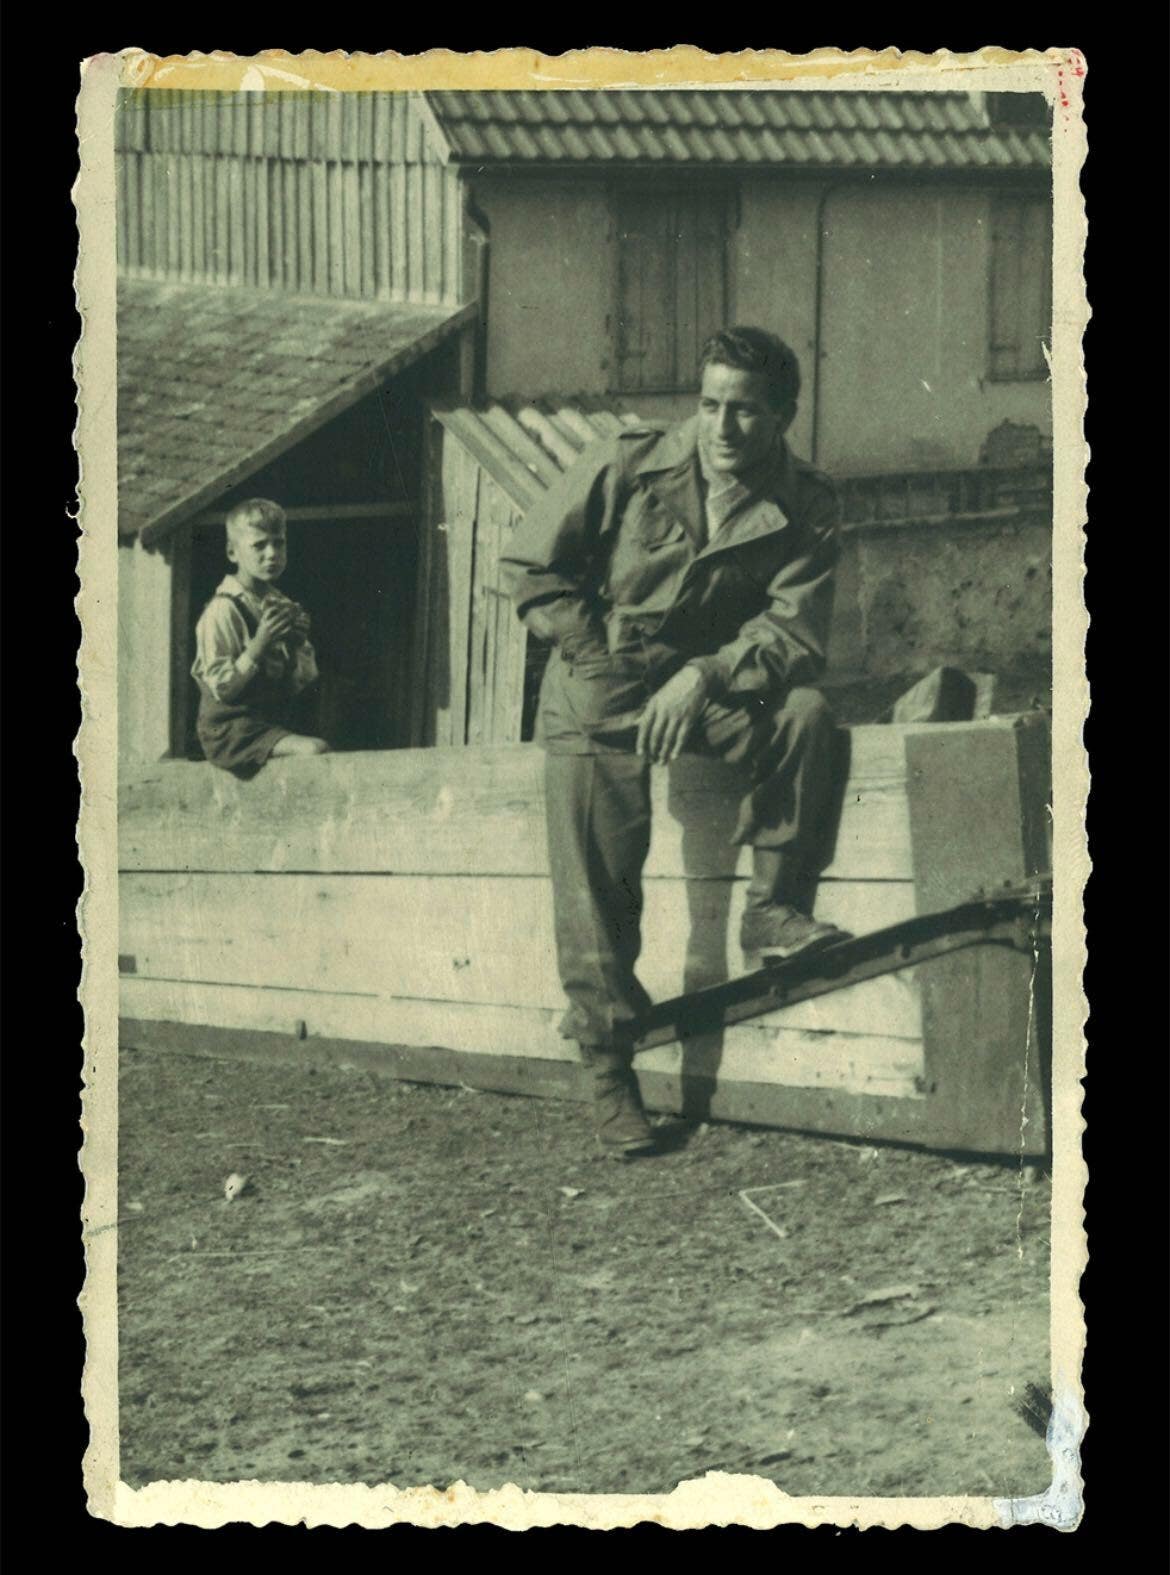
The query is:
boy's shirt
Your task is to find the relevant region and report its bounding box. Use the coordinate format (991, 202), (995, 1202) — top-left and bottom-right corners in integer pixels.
(192, 574), (319, 704)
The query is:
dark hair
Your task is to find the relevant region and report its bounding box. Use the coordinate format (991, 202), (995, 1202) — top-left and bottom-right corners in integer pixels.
(698, 326), (801, 410)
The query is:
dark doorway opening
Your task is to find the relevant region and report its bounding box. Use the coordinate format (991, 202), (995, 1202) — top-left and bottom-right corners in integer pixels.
(180, 365), (436, 759)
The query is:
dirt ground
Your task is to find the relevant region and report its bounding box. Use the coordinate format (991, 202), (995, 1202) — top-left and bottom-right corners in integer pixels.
(115, 1045), (1052, 1500)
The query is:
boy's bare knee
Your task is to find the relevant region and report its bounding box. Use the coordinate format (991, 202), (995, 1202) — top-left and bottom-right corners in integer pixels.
(272, 733), (330, 758)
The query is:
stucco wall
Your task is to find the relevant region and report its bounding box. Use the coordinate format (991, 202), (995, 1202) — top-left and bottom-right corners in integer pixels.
(477, 175), (1052, 475)
(817, 186), (1052, 473)
(731, 180), (823, 458)
(475, 173), (1053, 684)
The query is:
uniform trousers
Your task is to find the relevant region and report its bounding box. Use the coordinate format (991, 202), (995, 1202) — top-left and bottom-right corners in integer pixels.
(542, 684), (835, 1049)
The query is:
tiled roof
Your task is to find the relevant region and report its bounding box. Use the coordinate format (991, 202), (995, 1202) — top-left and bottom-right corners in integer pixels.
(430, 396), (646, 512)
(424, 90), (1050, 172)
(118, 280), (474, 541)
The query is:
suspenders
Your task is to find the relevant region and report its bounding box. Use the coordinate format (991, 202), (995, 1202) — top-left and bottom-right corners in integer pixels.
(213, 591), (261, 638)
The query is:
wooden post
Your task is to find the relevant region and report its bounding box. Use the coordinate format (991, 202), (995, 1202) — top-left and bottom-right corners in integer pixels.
(118, 538), (177, 765)
(904, 715), (1052, 1153)
(167, 529), (194, 761)
(457, 320), (477, 400)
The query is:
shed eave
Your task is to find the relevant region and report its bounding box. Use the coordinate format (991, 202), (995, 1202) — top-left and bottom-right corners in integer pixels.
(442, 156), (1051, 181)
(128, 297), (479, 549)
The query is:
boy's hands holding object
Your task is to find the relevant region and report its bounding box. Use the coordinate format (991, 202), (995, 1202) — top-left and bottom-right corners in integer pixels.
(245, 598), (297, 664)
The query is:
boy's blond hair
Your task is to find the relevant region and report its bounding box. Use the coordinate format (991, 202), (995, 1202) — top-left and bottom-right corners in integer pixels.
(226, 497), (286, 544)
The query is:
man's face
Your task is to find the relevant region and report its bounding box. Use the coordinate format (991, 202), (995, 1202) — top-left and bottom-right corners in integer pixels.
(228, 525), (287, 586)
(697, 363), (789, 477)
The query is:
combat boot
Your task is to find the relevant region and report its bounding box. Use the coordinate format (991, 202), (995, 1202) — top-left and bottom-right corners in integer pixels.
(741, 847), (847, 964)
(580, 1047), (657, 1159)
(740, 903), (846, 963)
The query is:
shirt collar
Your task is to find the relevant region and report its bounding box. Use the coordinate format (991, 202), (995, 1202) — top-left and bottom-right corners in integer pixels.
(630, 416), (799, 550)
(217, 574), (288, 606)
(636, 417), (796, 503)
(217, 573), (251, 601)
(632, 416), (703, 477)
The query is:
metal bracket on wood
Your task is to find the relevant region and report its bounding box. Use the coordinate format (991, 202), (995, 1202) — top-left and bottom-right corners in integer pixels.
(632, 877), (1052, 1054)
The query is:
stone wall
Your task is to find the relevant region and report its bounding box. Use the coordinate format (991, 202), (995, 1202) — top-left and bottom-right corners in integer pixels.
(828, 512), (1053, 679)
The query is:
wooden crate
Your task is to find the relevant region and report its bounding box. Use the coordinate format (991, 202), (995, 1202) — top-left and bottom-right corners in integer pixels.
(119, 716), (1051, 1155)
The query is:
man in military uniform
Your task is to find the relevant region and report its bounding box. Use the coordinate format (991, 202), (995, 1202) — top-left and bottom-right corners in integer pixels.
(500, 326), (844, 1158)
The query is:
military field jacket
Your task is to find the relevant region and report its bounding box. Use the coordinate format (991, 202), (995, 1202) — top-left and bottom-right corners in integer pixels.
(499, 416), (840, 705)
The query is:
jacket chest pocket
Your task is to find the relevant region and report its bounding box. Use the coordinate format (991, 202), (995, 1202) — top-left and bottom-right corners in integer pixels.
(629, 487), (688, 550)
(605, 486), (692, 607)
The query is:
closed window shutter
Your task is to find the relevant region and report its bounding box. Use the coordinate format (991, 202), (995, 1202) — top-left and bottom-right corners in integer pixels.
(990, 195), (1052, 380)
(615, 189), (728, 392)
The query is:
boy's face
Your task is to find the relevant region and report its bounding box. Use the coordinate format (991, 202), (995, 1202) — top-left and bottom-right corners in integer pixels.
(227, 524), (287, 586)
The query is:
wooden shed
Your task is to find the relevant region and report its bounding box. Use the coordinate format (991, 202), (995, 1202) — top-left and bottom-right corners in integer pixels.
(115, 280), (477, 764)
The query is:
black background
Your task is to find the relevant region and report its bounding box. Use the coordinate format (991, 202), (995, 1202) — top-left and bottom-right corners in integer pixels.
(1, 13), (1160, 1561)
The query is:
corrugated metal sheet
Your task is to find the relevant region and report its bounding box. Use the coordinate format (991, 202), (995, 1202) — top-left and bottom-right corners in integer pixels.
(429, 396), (648, 512)
(118, 280), (475, 542)
(425, 90), (1050, 171)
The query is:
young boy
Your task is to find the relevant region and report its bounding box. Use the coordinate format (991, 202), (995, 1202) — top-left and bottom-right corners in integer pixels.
(192, 498), (330, 775)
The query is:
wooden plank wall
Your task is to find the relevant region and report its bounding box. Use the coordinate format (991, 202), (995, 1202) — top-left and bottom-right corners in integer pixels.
(118, 718), (1051, 1152)
(415, 435), (530, 747)
(416, 403), (650, 749)
(414, 430), (476, 744)
(115, 90), (465, 306)
(468, 473), (528, 746)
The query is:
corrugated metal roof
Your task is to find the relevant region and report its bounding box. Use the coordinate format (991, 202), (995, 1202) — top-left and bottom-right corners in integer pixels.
(118, 281), (475, 542)
(425, 90), (1050, 172)
(430, 396), (647, 511)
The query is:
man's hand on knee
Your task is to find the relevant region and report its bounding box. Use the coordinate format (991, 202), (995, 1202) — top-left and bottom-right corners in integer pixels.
(636, 665), (710, 765)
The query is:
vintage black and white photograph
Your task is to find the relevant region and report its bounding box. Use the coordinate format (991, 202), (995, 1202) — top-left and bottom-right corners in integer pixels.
(78, 50), (1087, 1528)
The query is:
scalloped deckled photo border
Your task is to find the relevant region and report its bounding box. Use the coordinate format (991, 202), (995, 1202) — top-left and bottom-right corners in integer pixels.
(75, 45), (1088, 1531)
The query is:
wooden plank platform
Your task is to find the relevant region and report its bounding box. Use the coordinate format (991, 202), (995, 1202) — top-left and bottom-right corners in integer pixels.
(120, 981), (924, 1100)
(120, 731), (925, 879)
(118, 871), (922, 1036)
(118, 717), (1051, 1154)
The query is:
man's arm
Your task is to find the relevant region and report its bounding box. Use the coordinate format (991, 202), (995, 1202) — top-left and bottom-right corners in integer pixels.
(498, 438), (626, 661)
(687, 487), (841, 698)
(636, 486), (840, 765)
